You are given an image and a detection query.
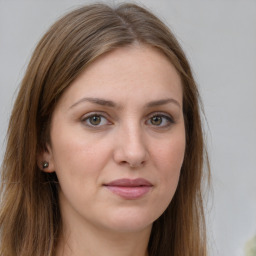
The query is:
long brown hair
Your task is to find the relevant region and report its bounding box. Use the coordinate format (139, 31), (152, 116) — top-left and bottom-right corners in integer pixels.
(0, 3), (210, 256)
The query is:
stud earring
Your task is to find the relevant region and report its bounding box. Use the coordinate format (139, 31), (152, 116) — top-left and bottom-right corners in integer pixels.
(42, 161), (49, 169)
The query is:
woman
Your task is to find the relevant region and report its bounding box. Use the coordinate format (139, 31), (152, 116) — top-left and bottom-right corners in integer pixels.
(0, 3), (209, 256)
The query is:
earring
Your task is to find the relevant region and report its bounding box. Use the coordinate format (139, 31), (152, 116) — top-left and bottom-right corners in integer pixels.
(42, 161), (49, 169)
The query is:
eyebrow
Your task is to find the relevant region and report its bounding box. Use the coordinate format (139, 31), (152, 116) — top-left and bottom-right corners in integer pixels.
(69, 97), (181, 109)
(69, 97), (116, 109)
(146, 98), (181, 108)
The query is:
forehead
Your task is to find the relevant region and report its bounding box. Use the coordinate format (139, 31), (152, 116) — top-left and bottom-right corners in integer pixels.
(56, 44), (183, 109)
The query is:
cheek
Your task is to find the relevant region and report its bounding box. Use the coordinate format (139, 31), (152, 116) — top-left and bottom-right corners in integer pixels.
(50, 132), (113, 207)
(50, 126), (112, 187)
(154, 132), (185, 174)
(151, 129), (186, 199)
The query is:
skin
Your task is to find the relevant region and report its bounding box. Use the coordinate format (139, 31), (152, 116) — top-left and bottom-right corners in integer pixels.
(41, 44), (186, 256)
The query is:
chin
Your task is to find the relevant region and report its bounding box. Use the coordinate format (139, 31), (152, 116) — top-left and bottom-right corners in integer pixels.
(101, 208), (157, 233)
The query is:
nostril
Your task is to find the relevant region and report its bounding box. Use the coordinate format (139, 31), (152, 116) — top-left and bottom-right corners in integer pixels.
(130, 160), (146, 168)
(120, 161), (128, 166)
(118, 160), (145, 168)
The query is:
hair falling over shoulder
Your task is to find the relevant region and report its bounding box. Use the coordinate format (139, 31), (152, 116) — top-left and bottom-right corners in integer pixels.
(0, 3), (210, 256)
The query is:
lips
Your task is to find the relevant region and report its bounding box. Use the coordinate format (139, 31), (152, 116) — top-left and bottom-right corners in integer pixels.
(104, 178), (153, 200)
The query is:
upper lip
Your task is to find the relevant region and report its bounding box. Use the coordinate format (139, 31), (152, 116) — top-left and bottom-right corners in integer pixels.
(104, 178), (152, 187)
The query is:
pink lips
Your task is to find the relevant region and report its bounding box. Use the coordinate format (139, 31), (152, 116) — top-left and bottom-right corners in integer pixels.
(104, 178), (153, 200)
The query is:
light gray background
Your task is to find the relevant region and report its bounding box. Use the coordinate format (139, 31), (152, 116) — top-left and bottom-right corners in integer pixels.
(0, 0), (256, 255)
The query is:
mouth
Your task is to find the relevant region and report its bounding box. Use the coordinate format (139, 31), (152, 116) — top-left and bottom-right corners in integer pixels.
(103, 178), (153, 200)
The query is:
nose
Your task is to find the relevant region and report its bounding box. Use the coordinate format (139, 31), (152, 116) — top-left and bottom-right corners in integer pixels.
(113, 124), (148, 168)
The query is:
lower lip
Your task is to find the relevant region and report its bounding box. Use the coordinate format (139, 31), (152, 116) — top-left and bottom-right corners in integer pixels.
(105, 186), (152, 199)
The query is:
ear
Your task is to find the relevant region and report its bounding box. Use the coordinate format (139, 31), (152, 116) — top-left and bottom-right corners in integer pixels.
(37, 144), (55, 173)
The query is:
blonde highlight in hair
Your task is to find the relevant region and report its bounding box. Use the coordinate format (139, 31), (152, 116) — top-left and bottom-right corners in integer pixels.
(0, 3), (210, 256)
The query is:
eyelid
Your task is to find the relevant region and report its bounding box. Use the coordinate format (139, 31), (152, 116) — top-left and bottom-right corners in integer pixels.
(147, 111), (174, 120)
(81, 112), (112, 127)
(146, 111), (175, 127)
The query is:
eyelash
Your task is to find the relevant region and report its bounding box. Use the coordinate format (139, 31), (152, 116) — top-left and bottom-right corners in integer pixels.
(146, 112), (174, 128)
(81, 112), (174, 129)
(81, 112), (111, 128)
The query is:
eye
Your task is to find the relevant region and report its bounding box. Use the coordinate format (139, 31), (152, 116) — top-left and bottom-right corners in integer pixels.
(146, 113), (174, 128)
(82, 113), (110, 127)
(151, 116), (163, 126)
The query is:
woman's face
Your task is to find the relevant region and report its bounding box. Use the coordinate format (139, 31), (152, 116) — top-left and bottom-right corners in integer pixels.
(43, 45), (185, 234)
